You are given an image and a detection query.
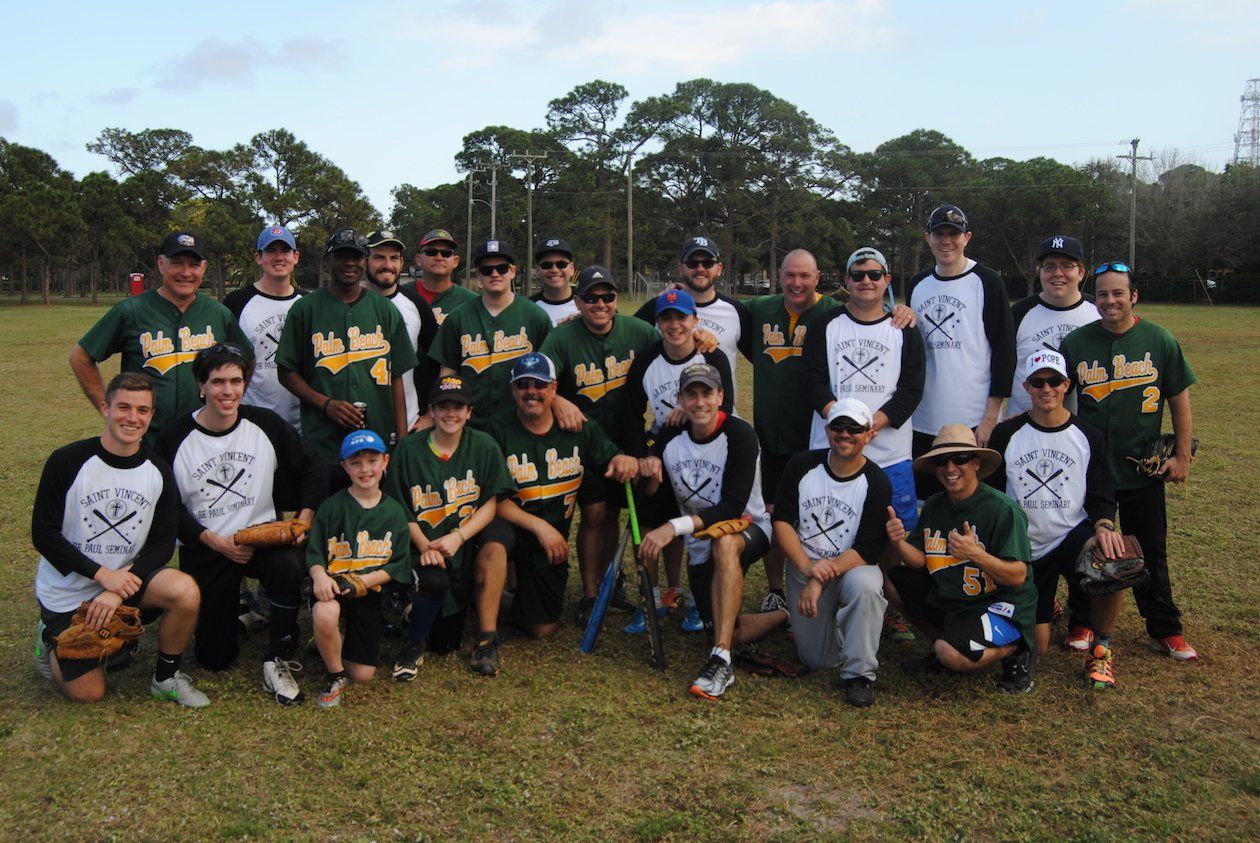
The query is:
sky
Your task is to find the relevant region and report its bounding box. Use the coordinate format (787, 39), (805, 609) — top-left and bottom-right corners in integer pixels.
(2, 0), (1256, 215)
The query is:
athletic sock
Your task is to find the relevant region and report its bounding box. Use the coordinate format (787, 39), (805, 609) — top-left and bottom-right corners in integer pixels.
(407, 594), (443, 646)
(478, 630), (499, 644)
(154, 651), (182, 682)
(711, 646), (731, 665)
(268, 600), (300, 659)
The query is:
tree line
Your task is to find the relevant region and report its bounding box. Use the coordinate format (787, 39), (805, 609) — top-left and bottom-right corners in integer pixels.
(2, 78), (1258, 304)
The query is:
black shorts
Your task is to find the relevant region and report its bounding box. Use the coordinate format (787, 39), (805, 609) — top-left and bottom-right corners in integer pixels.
(480, 517), (569, 627)
(1031, 521), (1093, 625)
(759, 450), (793, 504)
(636, 482), (680, 530)
(40, 567), (166, 682)
(888, 565), (1020, 663)
(577, 472), (625, 510)
(689, 526), (772, 630)
(338, 590), (384, 668)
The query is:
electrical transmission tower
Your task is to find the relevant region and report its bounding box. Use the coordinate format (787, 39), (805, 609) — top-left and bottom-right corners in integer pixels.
(1233, 78), (1260, 166)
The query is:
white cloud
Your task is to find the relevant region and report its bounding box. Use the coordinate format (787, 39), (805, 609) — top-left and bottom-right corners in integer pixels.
(155, 37), (346, 90)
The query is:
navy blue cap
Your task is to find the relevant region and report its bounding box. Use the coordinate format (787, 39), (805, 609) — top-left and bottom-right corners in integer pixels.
(511, 352), (557, 383)
(681, 236), (720, 261)
(159, 231), (206, 261)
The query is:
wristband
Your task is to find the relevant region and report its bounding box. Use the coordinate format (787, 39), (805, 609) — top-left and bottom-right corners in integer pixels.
(1095, 519), (1117, 532)
(668, 515), (695, 537)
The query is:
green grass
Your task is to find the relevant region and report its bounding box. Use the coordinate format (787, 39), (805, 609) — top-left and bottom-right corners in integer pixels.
(1, 302), (1258, 839)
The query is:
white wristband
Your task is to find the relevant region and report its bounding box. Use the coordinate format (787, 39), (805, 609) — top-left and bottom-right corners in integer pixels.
(669, 516), (695, 537)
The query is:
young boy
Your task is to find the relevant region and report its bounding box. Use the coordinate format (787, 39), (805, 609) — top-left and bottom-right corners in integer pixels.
(307, 430), (412, 707)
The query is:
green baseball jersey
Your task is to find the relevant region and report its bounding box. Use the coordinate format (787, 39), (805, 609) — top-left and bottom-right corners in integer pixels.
(490, 412), (620, 569)
(539, 314), (658, 449)
(1060, 318), (1196, 491)
(743, 293), (841, 454)
(911, 483), (1036, 647)
(410, 283), (479, 415)
(78, 290), (252, 439)
(384, 427), (514, 614)
(426, 283), (479, 326)
(275, 287), (419, 464)
(306, 489), (412, 586)
(428, 294), (550, 430)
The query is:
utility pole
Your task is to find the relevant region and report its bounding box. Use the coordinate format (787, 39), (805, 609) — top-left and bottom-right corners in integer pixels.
(464, 168), (484, 286)
(489, 165), (499, 239)
(626, 154), (634, 295)
(1117, 138), (1153, 268)
(511, 151), (549, 285)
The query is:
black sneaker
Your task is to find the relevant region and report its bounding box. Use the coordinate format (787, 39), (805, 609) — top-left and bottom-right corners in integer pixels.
(576, 597), (596, 628)
(901, 653), (947, 675)
(392, 640), (425, 682)
(610, 581), (635, 614)
(997, 646), (1037, 694)
(843, 676), (876, 708)
(470, 635), (500, 677)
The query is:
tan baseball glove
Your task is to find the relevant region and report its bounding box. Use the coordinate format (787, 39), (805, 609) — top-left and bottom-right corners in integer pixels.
(333, 572), (370, 598)
(233, 519), (309, 547)
(694, 517), (750, 540)
(54, 602), (144, 662)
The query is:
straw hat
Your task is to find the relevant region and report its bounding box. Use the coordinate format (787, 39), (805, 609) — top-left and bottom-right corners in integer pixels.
(911, 423), (1002, 479)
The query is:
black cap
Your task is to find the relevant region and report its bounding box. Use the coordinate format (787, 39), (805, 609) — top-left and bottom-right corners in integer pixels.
(678, 362), (723, 391)
(159, 231), (206, 261)
(535, 237), (572, 259)
(473, 239), (515, 264)
(681, 236), (720, 261)
(926, 204), (970, 233)
(325, 228), (369, 256)
(1037, 235), (1084, 263)
(365, 229), (406, 251)
(428, 375), (475, 406)
(576, 265), (617, 295)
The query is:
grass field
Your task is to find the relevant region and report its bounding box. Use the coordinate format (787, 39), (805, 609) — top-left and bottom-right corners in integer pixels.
(1, 300), (1257, 840)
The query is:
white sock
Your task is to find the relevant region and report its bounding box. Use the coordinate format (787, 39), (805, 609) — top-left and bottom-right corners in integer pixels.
(711, 646), (731, 665)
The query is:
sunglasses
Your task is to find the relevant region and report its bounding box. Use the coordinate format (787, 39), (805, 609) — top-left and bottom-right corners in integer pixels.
(684, 258), (718, 269)
(423, 248), (455, 258)
(1027, 375), (1067, 388)
(931, 453), (977, 467)
(538, 260), (570, 270)
(581, 292), (617, 304)
(828, 421), (871, 435)
(478, 263), (513, 277)
(513, 378), (551, 390)
(1092, 261), (1132, 277)
(848, 269), (886, 282)
(203, 343), (245, 358)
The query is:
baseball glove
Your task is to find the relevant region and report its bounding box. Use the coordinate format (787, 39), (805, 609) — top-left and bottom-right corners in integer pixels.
(233, 519), (309, 547)
(54, 602), (144, 662)
(1125, 433), (1199, 479)
(694, 517), (750, 540)
(1075, 534), (1148, 595)
(333, 572), (370, 598)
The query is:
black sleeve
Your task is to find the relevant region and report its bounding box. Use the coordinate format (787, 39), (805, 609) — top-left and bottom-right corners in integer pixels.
(977, 265), (1016, 398)
(879, 324), (926, 428)
(31, 443), (104, 579)
(1010, 293), (1040, 334)
(771, 451), (820, 525)
(624, 347), (654, 458)
(243, 406), (329, 513)
(129, 459), (179, 579)
(632, 299), (656, 325)
(905, 269), (931, 304)
(851, 463), (892, 565)
(733, 297), (755, 361)
(400, 286), (441, 410)
(802, 309), (839, 414)
(703, 349), (736, 414)
(985, 417), (1020, 492)
(695, 418), (760, 526)
(1078, 418), (1117, 523)
(222, 285), (253, 320)
(649, 423), (686, 460)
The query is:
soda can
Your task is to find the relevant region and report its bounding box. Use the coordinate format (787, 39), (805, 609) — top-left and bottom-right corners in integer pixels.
(352, 401), (368, 429)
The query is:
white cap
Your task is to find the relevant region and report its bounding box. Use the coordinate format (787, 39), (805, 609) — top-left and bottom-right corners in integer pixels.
(1025, 350), (1069, 380)
(826, 398), (874, 429)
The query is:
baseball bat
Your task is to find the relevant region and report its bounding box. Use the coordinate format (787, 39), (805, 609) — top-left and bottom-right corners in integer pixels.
(579, 528), (631, 654)
(625, 481), (666, 671)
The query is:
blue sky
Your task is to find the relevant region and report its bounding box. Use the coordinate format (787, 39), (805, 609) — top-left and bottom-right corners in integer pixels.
(2, 0), (1255, 214)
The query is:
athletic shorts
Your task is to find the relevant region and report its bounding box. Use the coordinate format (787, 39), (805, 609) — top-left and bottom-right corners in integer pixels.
(888, 564), (1022, 663)
(636, 482), (680, 530)
(577, 472), (624, 509)
(760, 451), (792, 503)
(338, 590), (384, 668)
(689, 526), (771, 631)
(481, 517), (569, 627)
(40, 567), (166, 682)
(881, 459), (919, 532)
(1031, 520), (1092, 624)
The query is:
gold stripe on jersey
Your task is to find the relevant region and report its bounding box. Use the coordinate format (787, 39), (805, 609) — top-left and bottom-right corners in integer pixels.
(1075, 353), (1159, 402)
(409, 471), (484, 528)
(459, 328), (534, 373)
(326, 530), (397, 574)
(140, 326), (220, 374)
(923, 528), (965, 573)
(760, 322), (808, 364)
(312, 327), (392, 374)
(514, 475), (583, 504)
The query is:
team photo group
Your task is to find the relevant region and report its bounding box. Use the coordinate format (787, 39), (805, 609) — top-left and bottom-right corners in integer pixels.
(33, 201), (1198, 710)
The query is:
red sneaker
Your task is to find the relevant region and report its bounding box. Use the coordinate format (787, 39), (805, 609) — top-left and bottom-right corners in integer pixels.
(1086, 644), (1116, 689)
(1064, 626), (1094, 651)
(1147, 634), (1199, 661)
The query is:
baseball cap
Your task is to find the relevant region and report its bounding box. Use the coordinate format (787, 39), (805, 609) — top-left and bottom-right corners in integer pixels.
(826, 398), (873, 430)
(511, 352), (557, 384)
(678, 362), (723, 391)
(473, 239), (515, 264)
(655, 287), (697, 318)
(325, 228), (369, 256)
(159, 231), (206, 261)
(1037, 235), (1084, 263)
(257, 224), (297, 252)
(339, 429), (387, 460)
(428, 375), (475, 406)
(1025, 350), (1069, 380)
(681, 236), (720, 261)
(535, 237), (572, 259)
(365, 229), (406, 251)
(576, 265), (617, 295)
(419, 229), (459, 248)
(926, 204), (970, 233)
(846, 246), (889, 273)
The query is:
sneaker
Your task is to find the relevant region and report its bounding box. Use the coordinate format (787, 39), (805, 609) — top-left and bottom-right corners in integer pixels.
(1064, 626), (1095, 652)
(576, 597), (596, 628)
(997, 647), (1037, 694)
(150, 671), (211, 708)
(318, 674), (348, 708)
(1147, 634), (1199, 661)
(689, 655), (735, 701)
(1086, 645), (1116, 689)
(680, 604), (704, 633)
(624, 610), (647, 635)
(34, 620), (52, 680)
(105, 639), (139, 672)
(901, 654), (947, 675)
(392, 640), (426, 682)
(760, 591), (789, 614)
(262, 657), (305, 705)
(883, 608), (915, 643)
(470, 635), (500, 677)
(843, 676), (876, 708)
(610, 581), (635, 614)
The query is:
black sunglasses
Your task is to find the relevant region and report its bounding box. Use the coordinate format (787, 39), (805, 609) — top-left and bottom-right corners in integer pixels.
(848, 269), (886, 282)
(684, 258), (717, 269)
(513, 378), (551, 390)
(932, 453), (977, 467)
(478, 263), (513, 277)
(1027, 375), (1067, 388)
(581, 292), (617, 304)
(202, 343), (245, 358)
(828, 421), (871, 435)
(424, 248), (455, 258)
(538, 260), (570, 270)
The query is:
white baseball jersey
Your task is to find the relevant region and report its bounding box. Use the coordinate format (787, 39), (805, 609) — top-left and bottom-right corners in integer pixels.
(1006, 295), (1100, 418)
(224, 284), (304, 429)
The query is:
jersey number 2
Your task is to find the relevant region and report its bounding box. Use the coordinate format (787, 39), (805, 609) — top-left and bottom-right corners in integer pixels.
(370, 358), (390, 386)
(1141, 386), (1160, 414)
(962, 566), (995, 597)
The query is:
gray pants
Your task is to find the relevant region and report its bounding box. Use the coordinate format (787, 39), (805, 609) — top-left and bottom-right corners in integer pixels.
(786, 564), (887, 680)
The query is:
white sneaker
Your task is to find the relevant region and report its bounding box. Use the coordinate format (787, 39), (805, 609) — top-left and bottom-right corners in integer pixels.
(318, 674), (349, 709)
(262, 657), (305, 705)
(150, 671), (211, 708)
(35, 620), (52, 680)
(689, 655), (735, 701)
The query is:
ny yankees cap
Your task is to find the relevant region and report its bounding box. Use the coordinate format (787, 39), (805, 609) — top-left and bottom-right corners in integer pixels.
(678, 362), (723, 391)
(681, 236), (720, 261)
(365, 229), (407, 251)
(511, 352), (557, 384)
(846, 246), (889, 272)
(576, 265), (617, 294)
(655, 287), (697, 318)
(826, 398), (873, 430)
(1025, 350), (1069, 380)
(926, 204), (970, 233)
(339, 429), (387, 460)
(1037, 235), (1084, 263)
(428, 375), (475, 406)
(534, 237), (572, 259)
(473, 239), (515, 264)
(257, 224), (297, 252)
(159, 231), (206, 261)
(325, 228), (369, 256)
(419, 228), (459, 248)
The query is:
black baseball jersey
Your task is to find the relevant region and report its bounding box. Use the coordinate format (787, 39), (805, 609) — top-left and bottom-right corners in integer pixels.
(633, 291), (752, 402)
(623, 342), (734, 457)
(32, 438), (178, 612)
(224, 284), (305, 430)
(772, 451), (890, 565)
(1006, 294), (1099, 418)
